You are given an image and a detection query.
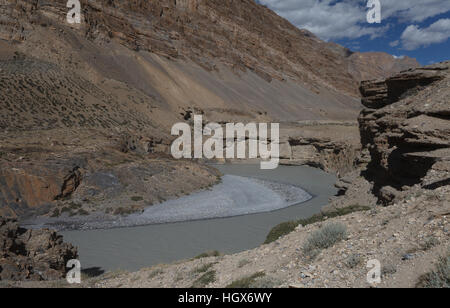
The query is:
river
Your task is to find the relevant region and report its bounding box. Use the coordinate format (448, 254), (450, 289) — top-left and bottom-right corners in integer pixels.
(62, 164), (337, 272)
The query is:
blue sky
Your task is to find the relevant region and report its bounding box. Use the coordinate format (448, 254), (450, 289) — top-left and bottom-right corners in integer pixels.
(257, 0), (450, 65)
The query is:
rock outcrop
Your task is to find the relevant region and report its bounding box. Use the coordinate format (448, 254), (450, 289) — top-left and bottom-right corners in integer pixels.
(359, 62), (450, 204)
(0, 158), (85, 218)
(0, 218), (78, 281)
(282, 137), (359, 175)
(279, 121), (362, 175)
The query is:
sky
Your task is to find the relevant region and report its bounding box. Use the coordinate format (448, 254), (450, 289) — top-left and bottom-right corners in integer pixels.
(257, 0), (450, 65)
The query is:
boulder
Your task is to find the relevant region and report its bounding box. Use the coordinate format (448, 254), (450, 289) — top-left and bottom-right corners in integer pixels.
(0, 218), (78, 281)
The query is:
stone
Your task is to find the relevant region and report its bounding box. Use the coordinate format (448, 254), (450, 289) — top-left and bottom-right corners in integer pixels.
(359, 62), (450, 204)
(0, 218), (78, 281)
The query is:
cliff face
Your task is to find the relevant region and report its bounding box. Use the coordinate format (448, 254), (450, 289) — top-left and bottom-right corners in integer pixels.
(359, 62), (450, 204)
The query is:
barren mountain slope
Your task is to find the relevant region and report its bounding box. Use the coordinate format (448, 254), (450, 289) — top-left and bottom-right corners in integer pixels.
(348, 52), (419, 83)
(1, 0), (418, 123)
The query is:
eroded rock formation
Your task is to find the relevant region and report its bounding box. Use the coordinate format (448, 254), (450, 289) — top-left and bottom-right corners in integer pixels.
(0, 218), (78, 281)
(359, 62), (450, 204)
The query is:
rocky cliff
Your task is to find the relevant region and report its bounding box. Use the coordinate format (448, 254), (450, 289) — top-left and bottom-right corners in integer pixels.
(0, 218), (77, 281)
(359, 62), (450, 204)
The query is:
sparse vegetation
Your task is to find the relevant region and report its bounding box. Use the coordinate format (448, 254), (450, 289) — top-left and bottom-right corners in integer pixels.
(416, 253), (450, 288)
(113, 206), (138, 216)
(345, 253), (363, 269)
(191, 270), (216, 288)
(226, 272), (265, 288)
(381, 264), (397, 277)
(303, 222), (347, 259)
(131, 196), (143, 202)
(191, 263), (216, 274)
(265, 205), (368, 244)
(148, 269), (164, 279)
(50, 208), (60, 217)
(249, 276), (281, 288)
(68, 202), (82, 209)
(421, 236), (440, 251)
(77, 209), (89, 216)
(193, 251), (221, 260)
(237, 259), (251, 268)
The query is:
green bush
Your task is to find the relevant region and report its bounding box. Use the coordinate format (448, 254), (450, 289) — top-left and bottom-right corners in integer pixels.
(265, 205), (369, 244)
(303, 222), (347, 259)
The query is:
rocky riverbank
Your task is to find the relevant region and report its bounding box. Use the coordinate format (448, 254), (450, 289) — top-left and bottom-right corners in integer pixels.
(0, 218), (77, 281)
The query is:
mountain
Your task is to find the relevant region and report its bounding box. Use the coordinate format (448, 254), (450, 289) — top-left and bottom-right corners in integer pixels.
(0, 0), (418, 124)
(348, 52), (419, 83)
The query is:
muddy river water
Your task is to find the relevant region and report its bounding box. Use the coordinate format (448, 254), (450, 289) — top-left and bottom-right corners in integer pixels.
(62, 164), (337, 272)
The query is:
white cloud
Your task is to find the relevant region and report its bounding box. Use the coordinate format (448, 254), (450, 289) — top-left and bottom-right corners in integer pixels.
(401, 18), (450, 50)
(258, 0), (450, 41)
(381, 0), (450, 23)
(258, 0), (381, 41)
(389, 40), (399, 47)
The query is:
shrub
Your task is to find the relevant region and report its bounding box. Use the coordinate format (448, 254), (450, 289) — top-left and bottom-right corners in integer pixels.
(303, 222), (347, 259)
(226, 272), (266, 288)
(345, 254), (363, 269)
(264, 221), (299, 245)
(50, 208), (60, 218)
(193, 251), (221, 260)
(131, 196), (143, 202)
(421, 237), (440, 251)
(381, 264), (397, 277)
(148, 269), (164, 279)
(265, 205), (369, 244)
(77, 209), (89, 216)
(416, 253), (450, 288)
(249, 276), (281, 288)
(237, 259), (251, 268)
(191, 271), (216, 288)
(68, 202), (82, 209)
(191, 263), (216, 274)
(113, 206), (137, 216)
